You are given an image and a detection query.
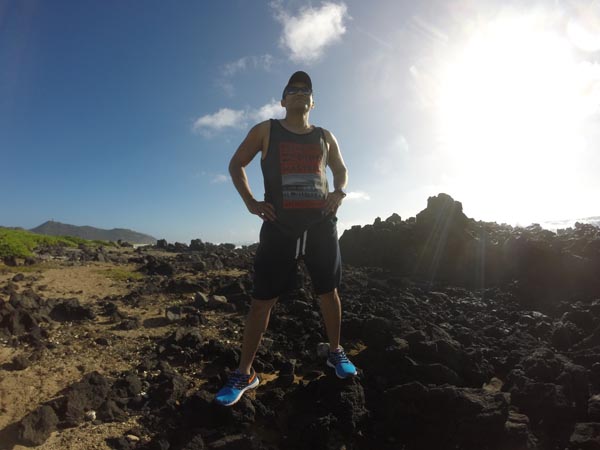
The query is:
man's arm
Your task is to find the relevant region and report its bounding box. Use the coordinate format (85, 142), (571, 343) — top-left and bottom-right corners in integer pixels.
(228, 121), (276, 221)
(323, 129), (348, 215)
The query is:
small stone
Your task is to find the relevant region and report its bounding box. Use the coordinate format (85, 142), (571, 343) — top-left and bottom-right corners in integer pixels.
(85, 410), (96, 421)
(165, 306), (183, 322)
(11, 355), (31, 370)
(126, 434), (140, 442)
(317, 342), (330, 358)
(194, 292), (210, 308)
(277, 360), (296, 387)
(483, 377), (504, 393)
(209, 295), (228, 308)
(12, 273), (25, 282)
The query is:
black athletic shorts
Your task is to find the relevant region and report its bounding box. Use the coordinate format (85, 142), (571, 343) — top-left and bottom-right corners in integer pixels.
(252, 216), (341, 300)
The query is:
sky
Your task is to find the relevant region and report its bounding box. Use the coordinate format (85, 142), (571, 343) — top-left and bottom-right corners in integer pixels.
(2, 0), (600, 244)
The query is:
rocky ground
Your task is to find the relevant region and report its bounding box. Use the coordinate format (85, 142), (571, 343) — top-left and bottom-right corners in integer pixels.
(2, 195), (600, 450)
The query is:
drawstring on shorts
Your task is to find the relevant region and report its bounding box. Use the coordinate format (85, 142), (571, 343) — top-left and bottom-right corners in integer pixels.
(294, 230), (308, 259)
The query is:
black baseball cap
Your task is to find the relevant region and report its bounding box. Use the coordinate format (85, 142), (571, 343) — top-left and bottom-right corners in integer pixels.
(282, 71), (312, 99)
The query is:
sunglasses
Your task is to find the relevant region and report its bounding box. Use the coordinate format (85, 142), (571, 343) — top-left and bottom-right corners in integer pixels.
(284, 87), (312, 96)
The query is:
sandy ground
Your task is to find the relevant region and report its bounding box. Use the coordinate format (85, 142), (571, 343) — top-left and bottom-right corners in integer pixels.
(0, 258), (201, 450)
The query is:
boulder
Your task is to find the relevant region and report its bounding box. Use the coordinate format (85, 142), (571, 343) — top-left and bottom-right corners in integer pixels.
(382, 381), (509, 449)
(570, 423), (600, 450)
(18, 405), (59, 446)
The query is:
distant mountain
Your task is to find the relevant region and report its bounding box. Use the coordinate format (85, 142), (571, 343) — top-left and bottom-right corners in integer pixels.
(30, 221), (157, 245)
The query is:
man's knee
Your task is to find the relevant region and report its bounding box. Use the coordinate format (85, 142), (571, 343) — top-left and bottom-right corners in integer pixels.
(249, 297), (278, 314)
(319, 289), (338, 301)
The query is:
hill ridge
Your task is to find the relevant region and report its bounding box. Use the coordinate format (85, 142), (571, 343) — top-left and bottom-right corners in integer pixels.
(30, 220), (156, 244)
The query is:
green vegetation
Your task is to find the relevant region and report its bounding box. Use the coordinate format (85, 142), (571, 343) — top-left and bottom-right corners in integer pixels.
(0, 228), (114, 259)
(0, 262), (63, 274)
(96, 268), (144, 282)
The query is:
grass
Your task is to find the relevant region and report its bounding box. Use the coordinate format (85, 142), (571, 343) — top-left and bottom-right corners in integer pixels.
(0, 262), (63, 274)
(96, 268), (144, 282)
(0, 228), (114, 259)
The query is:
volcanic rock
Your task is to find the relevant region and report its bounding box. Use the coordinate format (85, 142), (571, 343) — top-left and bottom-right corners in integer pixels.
(504, 369), (576, 428)
(168, 276), (210, 294)
(570, 422), (600, 449)
(9, 354), (31, 370)
(282, 375), (367, 449)
(382, 381), (509, 449)
(49, 298), (96, 322)
(98, 399), (128, 422)
(150, 369), (189, 408)
(12, 273), (25, 282)
(339, 193), (600, 309)
(277, 360), (296, 387)
(18, 405), (59, 446)
(54, 371), (112, 426)
(142, 256), (175, 277)
(157, 328), (204, 365)
(115, 317), (141, 330)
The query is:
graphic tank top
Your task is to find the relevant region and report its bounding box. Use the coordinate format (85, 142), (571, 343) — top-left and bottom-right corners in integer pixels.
(261, 119), (329, 237)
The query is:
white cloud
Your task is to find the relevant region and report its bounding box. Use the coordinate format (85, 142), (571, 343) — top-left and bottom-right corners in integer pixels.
(211, 174), (229, 184)
(197, 172), (230, 184)
(346, 191), (370, 201)
(218, 54), (275, 96)
(222, 54), (274, 77)
(193, 100), (285, 135)
(273, 2), (349, 63)
(193, 108), (246, 134)
(223, 58), (248, 77)
(250, 100), (285, 122)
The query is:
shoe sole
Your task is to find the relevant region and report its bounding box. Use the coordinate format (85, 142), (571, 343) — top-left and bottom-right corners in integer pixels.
(327, 359), (357, 379)
(216, 376), (260, 407)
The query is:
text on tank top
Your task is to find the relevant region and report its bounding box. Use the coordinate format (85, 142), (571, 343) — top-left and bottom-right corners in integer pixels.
(261, 119), (329, 236)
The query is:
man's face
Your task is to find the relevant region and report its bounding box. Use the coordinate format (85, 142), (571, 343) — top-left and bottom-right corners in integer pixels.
(281, 82), (314, 111)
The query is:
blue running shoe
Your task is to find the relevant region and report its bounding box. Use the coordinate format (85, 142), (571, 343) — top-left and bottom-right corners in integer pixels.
(214, 369), (260, 406)
(327, 346), (358, 379)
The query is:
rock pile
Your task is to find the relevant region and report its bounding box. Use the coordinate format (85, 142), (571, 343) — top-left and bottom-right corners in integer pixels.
(340, 193), (600, 311)
(0, 290), (95, 347)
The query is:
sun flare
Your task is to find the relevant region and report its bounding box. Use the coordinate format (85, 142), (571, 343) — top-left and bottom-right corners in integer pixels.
(436, 12), (596, 224)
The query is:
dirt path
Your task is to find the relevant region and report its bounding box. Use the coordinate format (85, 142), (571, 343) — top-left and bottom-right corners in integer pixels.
(0, 260), (171, 450)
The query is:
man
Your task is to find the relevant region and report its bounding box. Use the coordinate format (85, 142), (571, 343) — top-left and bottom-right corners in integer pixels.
(215, 71), (357, 407)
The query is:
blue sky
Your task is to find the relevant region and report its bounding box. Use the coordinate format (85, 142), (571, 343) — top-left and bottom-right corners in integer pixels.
(2, 0), (600, 244)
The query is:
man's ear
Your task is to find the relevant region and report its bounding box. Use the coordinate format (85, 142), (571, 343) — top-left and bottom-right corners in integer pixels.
(311, 101), (315, 109)
(281, 98), (285, 107)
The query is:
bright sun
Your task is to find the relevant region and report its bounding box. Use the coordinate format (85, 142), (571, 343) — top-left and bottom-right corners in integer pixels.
(436, 12), (596, 224)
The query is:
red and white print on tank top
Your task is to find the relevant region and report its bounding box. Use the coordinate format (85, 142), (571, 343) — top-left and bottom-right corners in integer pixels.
(279, 141), (326, 209)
